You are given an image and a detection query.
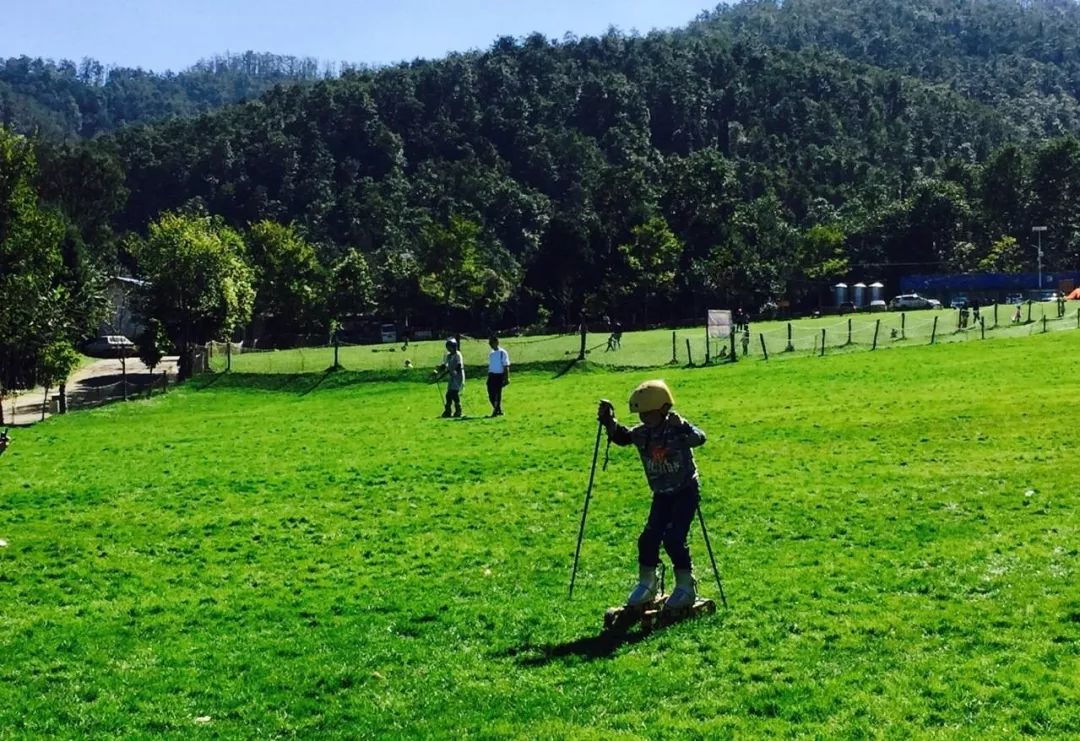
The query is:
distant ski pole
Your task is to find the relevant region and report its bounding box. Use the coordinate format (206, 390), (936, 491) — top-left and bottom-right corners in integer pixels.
(696, 505), (728, 608)
(569, 419), (604, 599)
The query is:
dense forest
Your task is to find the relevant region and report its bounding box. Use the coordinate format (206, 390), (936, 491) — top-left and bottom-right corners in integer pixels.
(0, 51), (329, 139)
(4, 0), (1080, 388)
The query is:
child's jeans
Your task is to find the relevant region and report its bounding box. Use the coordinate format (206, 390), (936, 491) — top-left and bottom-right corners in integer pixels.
(638, 481), (700, 571)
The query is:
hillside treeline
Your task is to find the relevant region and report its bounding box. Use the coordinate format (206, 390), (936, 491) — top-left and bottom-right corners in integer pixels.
(0, 51), (328, 140)
(4, 0), (1080, 391)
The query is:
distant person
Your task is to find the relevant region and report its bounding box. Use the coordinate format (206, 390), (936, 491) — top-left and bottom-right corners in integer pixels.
(0, 429), (9, 456)
(434, 338), (465, 418)
(486, 336), (510, 417)
(741, 327), (750, 357)
(1012, 304), (1023, 323)
(606, 321), (623, 351)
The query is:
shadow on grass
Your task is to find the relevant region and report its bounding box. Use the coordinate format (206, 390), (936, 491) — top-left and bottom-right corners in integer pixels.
(184, 358), (616, 394)
(553, 357), (582, 378)
(499, 628), (654, 666)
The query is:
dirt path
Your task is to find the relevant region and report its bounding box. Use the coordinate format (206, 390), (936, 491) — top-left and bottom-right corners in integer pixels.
(4, 356), (179, 427)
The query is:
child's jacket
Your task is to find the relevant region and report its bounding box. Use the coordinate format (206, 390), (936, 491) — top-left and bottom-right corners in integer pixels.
(444, 351), (465, 390)
(605, 413), (706, 494)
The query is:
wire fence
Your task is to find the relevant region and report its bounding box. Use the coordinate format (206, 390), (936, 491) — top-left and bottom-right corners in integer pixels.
(197, 302), (1080, 376)
(5, 369), (173, 425)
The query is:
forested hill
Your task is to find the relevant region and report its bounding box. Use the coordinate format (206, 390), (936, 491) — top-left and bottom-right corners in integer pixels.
(99, 0), (1080, 329)
(0, 52), (327, 139)
(695, 0), (1080, 137)
(11, 0), (1080, 344)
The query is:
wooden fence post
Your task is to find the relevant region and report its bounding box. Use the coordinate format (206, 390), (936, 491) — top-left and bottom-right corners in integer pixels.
(671, 332), (677, 364)
(980, 316), (985, 340)
(901, 312), (906, 339)
(820, 328), (826, 356)
(759, 334), (769, 360)
(930, 316), (938, 344)
(685, 338), (693, 367)
(786, 322), (794, 352)
(872, 320), (880, 350)
(847, 318), (852, 346)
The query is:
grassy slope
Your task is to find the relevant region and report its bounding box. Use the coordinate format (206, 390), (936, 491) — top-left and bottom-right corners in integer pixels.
(1, 333), (1078, 737)
(222, 302), (1080, 374)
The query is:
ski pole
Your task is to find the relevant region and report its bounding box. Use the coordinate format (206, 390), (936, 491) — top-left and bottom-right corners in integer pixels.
(569, 419), (604, 599)
(696, 505), (728, 608)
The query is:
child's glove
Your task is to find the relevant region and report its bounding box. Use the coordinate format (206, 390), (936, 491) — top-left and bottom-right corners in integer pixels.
(597, 399), (615, 424)
(666, 412), (684, 428)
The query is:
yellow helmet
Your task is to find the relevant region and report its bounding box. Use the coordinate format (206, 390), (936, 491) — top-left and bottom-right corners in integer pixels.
(628, 379), (674, 414)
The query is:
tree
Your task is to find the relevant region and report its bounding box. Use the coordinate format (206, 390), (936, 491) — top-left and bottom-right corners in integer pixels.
(977, 235), (1024, 274)
(36, 340), (80, 419)
(328, 248), (377, 324)
(0, 128), (66, 394)
(798, 224), (850, 308)
(136, 318), (169, 373)
(245, 220), (328, 340)
(134, 209), (254, 379)
(416, 215), (488, 314)
(611, 216), (684, 324)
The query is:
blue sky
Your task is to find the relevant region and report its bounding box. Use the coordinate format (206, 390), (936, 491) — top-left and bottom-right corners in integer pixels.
(8, 0), (721, 72)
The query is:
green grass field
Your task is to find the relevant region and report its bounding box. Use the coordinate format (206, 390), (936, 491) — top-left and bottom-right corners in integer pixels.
(2, 331), (1078, 737)
(213, 301), (1080, 375)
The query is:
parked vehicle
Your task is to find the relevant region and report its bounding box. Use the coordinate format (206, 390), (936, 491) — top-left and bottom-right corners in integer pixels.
(888, 294), (941, 310)
(82, 335), (137, 358)
(869, 299), (887, 312)
(949, 295), (969, 309)
(1005, 293), (1024, 304)
(379, 323), (398, 343)
(1033, 290), (1062, 302)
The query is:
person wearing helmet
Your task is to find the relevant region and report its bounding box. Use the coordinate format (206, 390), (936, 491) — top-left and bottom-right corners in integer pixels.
(434, 338), (465, 417)
(597, 380), (707, 611)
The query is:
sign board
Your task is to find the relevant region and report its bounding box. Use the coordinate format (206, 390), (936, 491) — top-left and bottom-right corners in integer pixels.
(707, 309), (732, 339)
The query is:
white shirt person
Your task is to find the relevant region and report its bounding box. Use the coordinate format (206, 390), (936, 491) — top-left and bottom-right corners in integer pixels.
(486, 336), (510, 417)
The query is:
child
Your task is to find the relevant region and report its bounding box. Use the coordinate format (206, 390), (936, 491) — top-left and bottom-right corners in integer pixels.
(434, 338), (465, 417)
(597, 380), (706, 610)
(486, 336), (510, 417)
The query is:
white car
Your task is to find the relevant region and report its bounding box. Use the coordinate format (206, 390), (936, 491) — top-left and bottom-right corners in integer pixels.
(83, 335), (137, 358)
(888, 294), (942, 310)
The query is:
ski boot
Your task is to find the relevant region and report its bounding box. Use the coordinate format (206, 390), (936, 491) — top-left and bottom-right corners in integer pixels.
(603, 565), (664, 632)
(650, 570), (716, 628)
